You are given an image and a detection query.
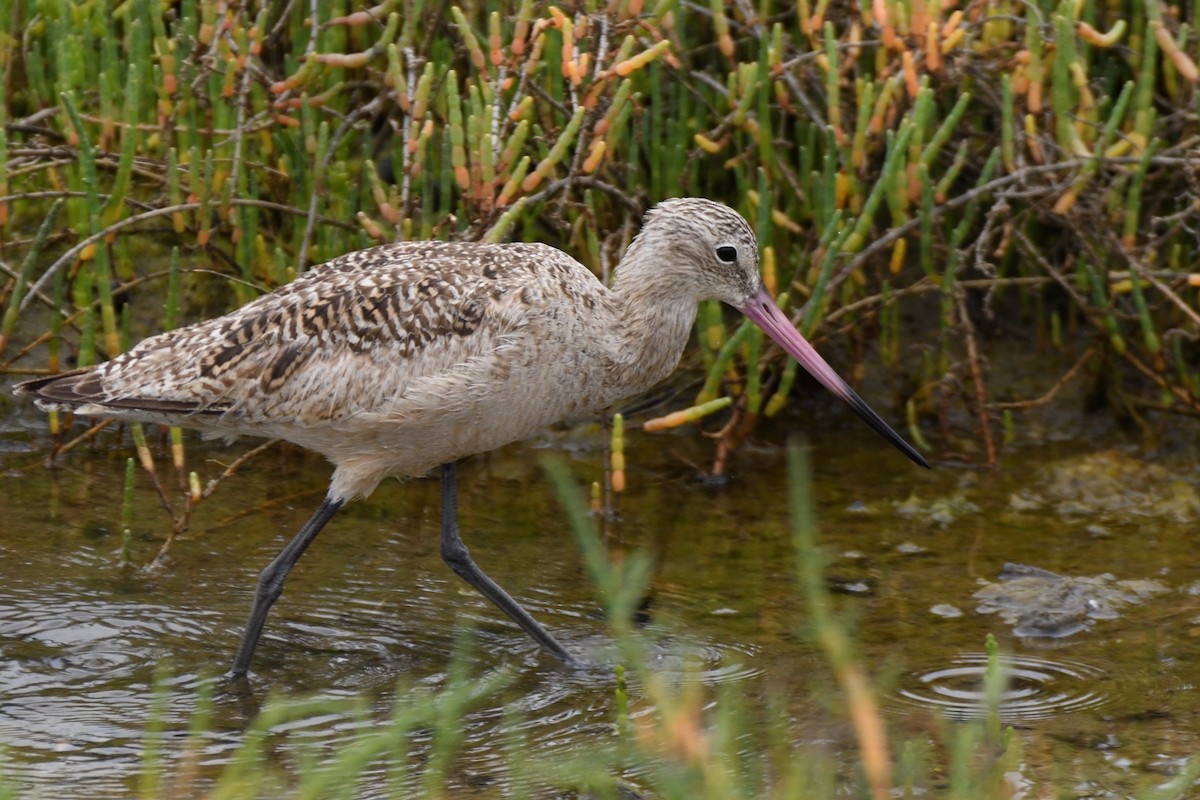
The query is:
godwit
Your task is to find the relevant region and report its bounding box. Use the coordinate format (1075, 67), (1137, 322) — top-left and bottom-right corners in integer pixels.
(16, 198), (928, 678)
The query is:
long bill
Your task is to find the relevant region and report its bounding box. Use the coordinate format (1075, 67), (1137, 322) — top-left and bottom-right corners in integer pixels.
(740, 287), (930, 469)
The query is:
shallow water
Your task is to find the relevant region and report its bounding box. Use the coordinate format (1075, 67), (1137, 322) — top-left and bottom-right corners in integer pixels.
(1, 394), (1199, 797)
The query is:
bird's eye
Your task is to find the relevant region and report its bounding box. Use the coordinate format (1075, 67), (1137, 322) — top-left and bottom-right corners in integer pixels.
(716, 245), (738, 263)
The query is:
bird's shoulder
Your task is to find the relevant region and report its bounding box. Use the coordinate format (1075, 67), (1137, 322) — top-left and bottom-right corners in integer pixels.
(309, 239), (598, 301)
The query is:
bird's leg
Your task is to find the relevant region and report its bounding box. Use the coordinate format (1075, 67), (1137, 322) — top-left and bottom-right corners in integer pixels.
(226, 496), (345, 679)
(439, 462), (577, 666)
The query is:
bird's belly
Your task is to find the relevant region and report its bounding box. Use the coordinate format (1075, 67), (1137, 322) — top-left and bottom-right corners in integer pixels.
(282, 353), (620, 498)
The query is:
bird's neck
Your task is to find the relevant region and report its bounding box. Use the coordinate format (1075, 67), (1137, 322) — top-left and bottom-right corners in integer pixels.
(607, 257), (700, 394)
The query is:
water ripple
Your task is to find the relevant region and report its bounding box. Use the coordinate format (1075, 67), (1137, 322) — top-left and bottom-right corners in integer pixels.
(894, 652), (1111, 721)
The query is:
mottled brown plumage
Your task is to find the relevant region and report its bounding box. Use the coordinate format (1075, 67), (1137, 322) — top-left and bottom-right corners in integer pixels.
(15, 197), (927, 678)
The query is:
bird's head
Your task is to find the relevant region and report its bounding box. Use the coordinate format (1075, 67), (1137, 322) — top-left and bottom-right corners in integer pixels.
(627, 197), (930, 469)
(630, 197), (763, 307)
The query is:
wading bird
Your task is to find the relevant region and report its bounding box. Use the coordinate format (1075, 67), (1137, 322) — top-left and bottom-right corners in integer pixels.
(16, 198), (929, 678)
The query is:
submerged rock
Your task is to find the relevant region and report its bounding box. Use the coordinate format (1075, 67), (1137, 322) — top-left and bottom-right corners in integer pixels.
(974, 562), (1167, 638)
(895, 489), (981, 526)
(1008, 450), (1200, 524)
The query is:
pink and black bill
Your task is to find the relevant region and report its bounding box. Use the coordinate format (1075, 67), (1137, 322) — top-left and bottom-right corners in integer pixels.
(740, 287), (930, 469)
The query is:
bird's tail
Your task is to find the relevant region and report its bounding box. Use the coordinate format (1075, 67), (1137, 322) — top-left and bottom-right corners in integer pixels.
(12, 367), (104, 412)
(14, 367), (221, 421)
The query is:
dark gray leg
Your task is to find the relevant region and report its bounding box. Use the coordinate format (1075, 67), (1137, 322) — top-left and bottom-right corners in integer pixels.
(439, 462), (576, 665)
(226, 496), (345, 678)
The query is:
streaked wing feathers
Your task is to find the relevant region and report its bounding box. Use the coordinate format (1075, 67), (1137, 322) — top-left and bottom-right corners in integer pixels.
(14, 240), (589, 425)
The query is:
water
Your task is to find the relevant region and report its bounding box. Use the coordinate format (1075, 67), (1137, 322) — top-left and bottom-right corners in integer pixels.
(1, 396), (1199, 797)
(894, 653), (1111, 721)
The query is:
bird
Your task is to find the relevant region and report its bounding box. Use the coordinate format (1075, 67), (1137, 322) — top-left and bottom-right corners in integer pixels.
(15, 197), (929, 678)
